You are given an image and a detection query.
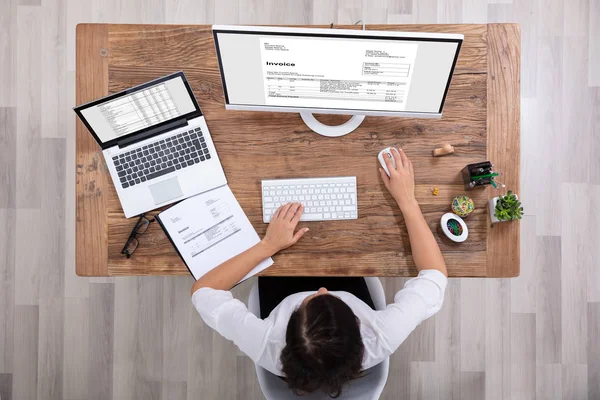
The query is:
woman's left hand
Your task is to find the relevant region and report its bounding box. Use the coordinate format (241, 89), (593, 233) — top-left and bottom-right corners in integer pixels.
(261, 203), (309, 255)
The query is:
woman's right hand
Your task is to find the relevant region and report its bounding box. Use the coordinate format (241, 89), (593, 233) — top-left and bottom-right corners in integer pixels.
(379, 147), (417, 210)
(261, 203), (309, 255)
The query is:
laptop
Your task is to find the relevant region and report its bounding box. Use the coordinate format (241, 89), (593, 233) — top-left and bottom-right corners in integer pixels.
(74, 71), (227, 218)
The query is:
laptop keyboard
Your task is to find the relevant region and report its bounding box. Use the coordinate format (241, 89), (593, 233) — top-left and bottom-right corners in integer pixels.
(111, 128), (211, 189)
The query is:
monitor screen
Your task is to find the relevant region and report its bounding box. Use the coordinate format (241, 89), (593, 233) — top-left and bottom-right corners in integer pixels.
(213, 28), (462, 115)
(77, 74), (197, 144)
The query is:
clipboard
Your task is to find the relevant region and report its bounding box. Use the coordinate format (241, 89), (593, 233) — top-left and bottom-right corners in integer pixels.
(156, 185), (273, 281)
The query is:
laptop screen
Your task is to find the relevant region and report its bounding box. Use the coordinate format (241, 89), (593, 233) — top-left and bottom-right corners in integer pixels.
(75, 72), (200, 147)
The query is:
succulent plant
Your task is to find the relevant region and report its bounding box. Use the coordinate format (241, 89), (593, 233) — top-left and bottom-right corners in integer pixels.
(494, 190), (523, 221)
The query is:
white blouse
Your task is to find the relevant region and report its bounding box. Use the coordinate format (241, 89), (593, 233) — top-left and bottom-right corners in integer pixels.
(192, 269), (448, 376)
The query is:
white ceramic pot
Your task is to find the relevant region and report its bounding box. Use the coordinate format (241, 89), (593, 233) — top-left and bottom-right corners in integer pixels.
(489, 194), (518, 224)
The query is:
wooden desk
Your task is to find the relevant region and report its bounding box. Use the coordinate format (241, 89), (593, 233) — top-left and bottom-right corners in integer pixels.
(76, 24), (520, 278)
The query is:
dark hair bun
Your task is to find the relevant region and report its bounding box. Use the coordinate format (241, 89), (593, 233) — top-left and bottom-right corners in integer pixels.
(280, 295), (364, 398)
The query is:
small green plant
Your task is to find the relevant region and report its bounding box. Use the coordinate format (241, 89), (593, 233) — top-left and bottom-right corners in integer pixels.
(494, 190), (523, 221)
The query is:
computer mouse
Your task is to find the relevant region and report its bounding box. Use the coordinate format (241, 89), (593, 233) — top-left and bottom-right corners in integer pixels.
(378, 147), (397, 177)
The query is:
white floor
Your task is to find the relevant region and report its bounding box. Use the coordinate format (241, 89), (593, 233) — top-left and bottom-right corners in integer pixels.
(0, 0), (599, 399)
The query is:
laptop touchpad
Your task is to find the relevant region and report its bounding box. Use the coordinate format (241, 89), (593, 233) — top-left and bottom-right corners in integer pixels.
(149, 177), (184, 205)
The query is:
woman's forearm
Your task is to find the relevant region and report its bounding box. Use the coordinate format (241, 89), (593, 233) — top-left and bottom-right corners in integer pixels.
(190, 241), (276, 295)
(399, 200), (448, 276)
(189, 203), (308, 296)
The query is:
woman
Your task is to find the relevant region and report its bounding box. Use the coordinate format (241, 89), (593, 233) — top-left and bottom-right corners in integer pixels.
(191, 148), (448, 397)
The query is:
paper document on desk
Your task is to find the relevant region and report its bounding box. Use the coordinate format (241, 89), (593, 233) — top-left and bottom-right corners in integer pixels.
(157, 185), (273, 281)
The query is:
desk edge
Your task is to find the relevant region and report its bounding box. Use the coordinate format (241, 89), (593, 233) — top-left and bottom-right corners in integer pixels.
(486, 23), (521, 278)
(75, 23), (110, 276)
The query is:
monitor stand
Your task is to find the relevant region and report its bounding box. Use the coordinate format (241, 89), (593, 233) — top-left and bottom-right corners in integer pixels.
(300, 112), (365, 138)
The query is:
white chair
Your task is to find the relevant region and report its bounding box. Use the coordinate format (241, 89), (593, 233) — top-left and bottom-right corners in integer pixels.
(247, 277), (390, 400)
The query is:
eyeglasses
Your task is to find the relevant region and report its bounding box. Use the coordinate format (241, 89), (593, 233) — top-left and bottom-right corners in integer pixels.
(121, 214), (155, 258)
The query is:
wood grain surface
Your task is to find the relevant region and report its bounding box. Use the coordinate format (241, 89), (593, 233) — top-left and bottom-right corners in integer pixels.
(75, 23), (520, 277)
(486, 24), (521, 278)
(75, 24), (109, 276)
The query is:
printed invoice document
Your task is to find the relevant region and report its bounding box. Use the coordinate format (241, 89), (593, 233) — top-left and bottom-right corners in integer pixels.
(157, 185), (273, 281)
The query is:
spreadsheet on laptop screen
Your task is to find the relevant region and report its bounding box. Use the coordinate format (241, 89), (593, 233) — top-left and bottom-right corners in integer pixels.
(80, 76), (196, 143)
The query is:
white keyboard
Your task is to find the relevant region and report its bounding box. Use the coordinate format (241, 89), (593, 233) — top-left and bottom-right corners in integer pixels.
(261, 176), (358, 223)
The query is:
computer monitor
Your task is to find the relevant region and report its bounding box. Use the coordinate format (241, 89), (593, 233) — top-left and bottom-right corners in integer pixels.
(212, 25), (463, 137)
